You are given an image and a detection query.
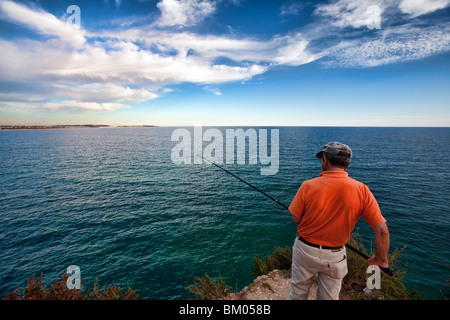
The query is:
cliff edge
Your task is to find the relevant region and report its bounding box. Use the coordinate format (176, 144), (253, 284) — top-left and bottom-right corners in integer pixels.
(224, 270), (318, 300)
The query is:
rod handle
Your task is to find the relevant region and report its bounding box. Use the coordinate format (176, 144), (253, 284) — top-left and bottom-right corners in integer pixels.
(379, 266), (394, 277)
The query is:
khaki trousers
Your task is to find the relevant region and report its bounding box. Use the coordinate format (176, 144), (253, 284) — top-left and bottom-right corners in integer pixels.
(289, 237), (348, 300)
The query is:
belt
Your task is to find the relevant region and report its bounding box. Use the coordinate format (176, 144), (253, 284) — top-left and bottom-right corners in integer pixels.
(298, 236), (344, 250)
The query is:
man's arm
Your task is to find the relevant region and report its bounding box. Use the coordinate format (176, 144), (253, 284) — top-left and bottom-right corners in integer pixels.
(290, 183), (306, 225)
(367, 222), (390, 268)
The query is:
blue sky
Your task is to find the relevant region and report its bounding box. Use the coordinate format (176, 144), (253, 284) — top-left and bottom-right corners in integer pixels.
(0, 0), (449, 126)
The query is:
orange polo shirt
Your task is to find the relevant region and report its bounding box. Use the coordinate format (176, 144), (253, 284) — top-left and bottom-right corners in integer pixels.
(289, 171), (386, 247)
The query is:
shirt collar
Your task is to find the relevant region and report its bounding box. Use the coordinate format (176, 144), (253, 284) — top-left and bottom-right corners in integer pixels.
(319, 171), (349, 177)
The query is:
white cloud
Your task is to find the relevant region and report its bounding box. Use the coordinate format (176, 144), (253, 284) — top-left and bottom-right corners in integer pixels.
(0, 33), (268, 113)
(271, 34), (326, 66)
(280, 2), (303, 16)
(399, 0), (450, 17)
(52, 83), (159, 104)
(310, 0), (450, 67)
(156, 0), (215, 27)
(314, 0), (388, 29)
(204, 86), (222, 95)
(324, 22), (450, 67)
(100, 28), (320, 67)
(42, 101), (130, 112)
(0, 0), (86, 47)
(41, 40), (267, 84)
(315, 0), (450, 28)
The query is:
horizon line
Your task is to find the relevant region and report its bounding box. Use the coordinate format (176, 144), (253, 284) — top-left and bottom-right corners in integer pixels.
(1, 124), (449, 129)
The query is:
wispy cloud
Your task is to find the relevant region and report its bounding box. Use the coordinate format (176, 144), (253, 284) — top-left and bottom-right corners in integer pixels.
(0, 0), (449, 115)
(155, 0), (216, 27)
(324, 22), (450, 67)
(52, 83), (159, 104)
(0, 0), (86, 46)
(399, 0), (450, 17)
(99, 28), (320, 66)
(280, 2), (303, 16)
(312, 0), (450, 67)
(313, 0), (400, 29)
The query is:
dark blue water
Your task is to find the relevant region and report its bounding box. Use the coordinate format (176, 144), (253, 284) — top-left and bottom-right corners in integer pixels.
(0, 127), (449, 299)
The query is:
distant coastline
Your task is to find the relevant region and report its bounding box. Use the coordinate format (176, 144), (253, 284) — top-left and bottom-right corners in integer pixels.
(0, 125), (157, 131)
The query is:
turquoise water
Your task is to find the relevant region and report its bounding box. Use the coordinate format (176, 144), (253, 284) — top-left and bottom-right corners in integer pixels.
(0, 127), (449, 299)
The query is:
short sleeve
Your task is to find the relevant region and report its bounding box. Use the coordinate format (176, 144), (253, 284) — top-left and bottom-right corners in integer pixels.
(289, 183), (307, 219)
(361, 185), (387, 227)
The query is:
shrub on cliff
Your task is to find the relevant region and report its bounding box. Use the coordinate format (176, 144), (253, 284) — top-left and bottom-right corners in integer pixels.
(3, 273), (138, 300)
(252, 246), (292, 277)
(187, 273), (231, 300)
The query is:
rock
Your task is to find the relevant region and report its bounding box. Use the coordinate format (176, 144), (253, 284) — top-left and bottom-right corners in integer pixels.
(224, 270), (318, 300)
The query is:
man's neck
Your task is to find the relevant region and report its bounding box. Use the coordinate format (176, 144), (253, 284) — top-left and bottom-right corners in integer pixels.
(322, 166), (346, 172)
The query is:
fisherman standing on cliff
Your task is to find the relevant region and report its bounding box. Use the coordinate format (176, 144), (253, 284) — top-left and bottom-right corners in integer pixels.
(289, 142), (390, 300)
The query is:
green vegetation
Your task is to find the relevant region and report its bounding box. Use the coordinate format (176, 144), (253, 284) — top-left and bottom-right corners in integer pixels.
(187, 274), (231, 300)
(252, 246), (292, 278)
(3, 273), (138, 300)
(188, 233), (421, 300)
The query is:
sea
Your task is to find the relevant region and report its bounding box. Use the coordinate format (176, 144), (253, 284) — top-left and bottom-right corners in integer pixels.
(0, 127), (449, 299)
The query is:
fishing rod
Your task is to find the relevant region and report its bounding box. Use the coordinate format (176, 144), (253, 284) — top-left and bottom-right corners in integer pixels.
(201, 155), (394, 277)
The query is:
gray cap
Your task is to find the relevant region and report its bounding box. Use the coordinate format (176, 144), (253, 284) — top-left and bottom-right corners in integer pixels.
(316, 141), (352, 159)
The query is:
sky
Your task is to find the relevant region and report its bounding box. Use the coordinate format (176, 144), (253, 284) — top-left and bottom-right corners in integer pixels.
(0, 0), (449, 126)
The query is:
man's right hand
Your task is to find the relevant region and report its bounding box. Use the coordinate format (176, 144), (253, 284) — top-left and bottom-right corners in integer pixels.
(367, 254), (389, 269)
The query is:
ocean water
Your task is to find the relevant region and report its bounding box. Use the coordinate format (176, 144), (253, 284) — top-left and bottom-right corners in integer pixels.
(0, 127), (449, 299)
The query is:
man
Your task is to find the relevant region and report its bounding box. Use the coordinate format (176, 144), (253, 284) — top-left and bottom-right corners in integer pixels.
(289, 142), (390, 300)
